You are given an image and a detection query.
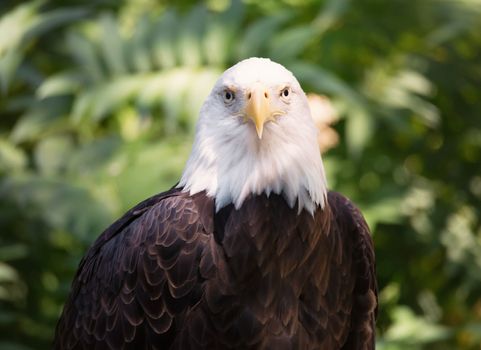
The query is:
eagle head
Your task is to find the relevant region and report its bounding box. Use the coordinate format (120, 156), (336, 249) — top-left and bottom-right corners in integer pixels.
(178, 58), (328, 214)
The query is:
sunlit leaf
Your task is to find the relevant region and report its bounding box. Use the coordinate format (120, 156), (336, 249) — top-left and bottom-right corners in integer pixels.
(383, 306), (452, 345)
(345, 105), (372, 156)
(0, 262), (18, 283)
(0, 139), (27, 172)
(34, 136), (73, 176)
(36, 72), (81, 99)
(0, 2), (87, 93)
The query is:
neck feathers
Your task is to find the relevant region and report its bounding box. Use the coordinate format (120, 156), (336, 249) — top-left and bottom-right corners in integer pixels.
(178, 115), (327, 214)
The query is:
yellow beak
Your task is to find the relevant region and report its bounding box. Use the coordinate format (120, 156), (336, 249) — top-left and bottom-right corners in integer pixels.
(245, 83), (272, 139)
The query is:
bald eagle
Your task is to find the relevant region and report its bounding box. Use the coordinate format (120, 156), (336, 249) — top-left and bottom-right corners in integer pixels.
(54, 58), (377, 350)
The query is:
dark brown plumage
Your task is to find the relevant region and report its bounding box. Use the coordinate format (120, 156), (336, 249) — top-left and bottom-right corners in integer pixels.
(54, 188), (377, 349)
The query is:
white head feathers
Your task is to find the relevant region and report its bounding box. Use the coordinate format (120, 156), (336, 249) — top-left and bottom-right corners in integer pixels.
(178, 57), (328, 214)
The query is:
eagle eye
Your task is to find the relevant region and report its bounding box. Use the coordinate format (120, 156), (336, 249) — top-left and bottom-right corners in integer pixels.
(280, 87), (291, 101)
(223, 89), (235, 104)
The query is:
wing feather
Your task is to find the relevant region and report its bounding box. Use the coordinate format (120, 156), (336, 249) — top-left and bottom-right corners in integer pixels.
(327, 191), (378, 350)
(54, 188), (214, 349)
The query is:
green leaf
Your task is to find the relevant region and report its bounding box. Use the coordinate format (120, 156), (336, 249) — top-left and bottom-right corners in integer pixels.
(127, 14), (153, 73)
(10, 97), (69, 143)
(34, 136), (73, 176)
(238, 13), (291, 58)
(114, 138), (189, 209)
(137, 68), (220, 130)
(0, 176), (113, 240)
(269, 25), (316, 63)
(383, 306), (452, 345)
(67, 32), (105, 83)
(152, 10), (178, 69)
(23, 7), (88, 42)
(0, 2), (39, 55)
(0, 138), (27, 172)
(312, 0), (350, 34)
(66, 136), (121, 177)
(203, 0), (244, 65)
(345, 105), (372, 157)
(36, 72), (81, 98)
(177, 5), (207, 67)
(99, 14), (128, 76)
(0, 3), (87, 93)
(0, 262), (18, 283)
(72, 75), (145, 122)
(290, 62), (362, 103)
(0, 51), (22, 95)
(0, 244), (28, 261)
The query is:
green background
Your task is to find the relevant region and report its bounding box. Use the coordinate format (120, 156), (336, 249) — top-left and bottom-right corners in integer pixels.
(1, 0), (481, 348)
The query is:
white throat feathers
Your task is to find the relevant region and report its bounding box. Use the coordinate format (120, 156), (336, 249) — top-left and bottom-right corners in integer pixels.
(178, 57), (328, 214)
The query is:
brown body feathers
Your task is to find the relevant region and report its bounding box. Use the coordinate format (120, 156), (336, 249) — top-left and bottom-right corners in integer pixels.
(54, 188), (377, 349)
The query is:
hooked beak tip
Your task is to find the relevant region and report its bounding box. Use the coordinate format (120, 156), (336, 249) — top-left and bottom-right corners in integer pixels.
(256, 126), (264, 139)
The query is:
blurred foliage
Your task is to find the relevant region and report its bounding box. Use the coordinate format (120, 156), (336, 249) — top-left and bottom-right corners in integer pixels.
(1, 0), (481, 348)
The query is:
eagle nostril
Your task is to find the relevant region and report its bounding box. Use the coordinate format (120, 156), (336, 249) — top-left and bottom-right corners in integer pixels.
(248, 92), (252, 99)
(264, 92), (268, 98)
